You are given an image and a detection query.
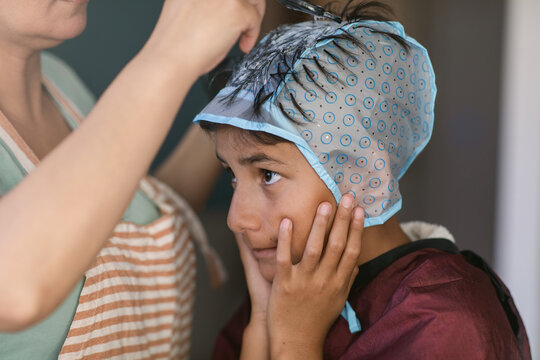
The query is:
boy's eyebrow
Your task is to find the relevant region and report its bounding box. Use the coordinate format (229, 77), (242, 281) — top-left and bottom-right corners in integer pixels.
(238, 153), (285, 165)
(239, 153), (285, 166)
(216, 152), (285, 166)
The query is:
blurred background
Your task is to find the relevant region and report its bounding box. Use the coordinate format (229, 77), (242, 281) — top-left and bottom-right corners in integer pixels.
(50, 0), (539, 358)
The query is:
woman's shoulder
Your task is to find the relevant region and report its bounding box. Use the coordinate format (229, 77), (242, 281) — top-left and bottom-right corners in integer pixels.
(40, 52), (96, 117)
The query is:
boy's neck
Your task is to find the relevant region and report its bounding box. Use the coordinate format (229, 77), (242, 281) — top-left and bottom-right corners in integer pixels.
(357, 216), (410, 266)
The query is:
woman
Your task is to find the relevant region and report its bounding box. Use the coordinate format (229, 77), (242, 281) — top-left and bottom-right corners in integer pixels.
(0, 0), (265, 358)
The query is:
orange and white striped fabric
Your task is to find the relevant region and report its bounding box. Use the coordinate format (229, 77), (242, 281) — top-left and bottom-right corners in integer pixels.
(59, 176), (212, 360)
(0, 76), (225, 359)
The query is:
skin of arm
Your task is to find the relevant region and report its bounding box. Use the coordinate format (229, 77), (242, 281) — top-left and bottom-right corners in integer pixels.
(154, 125), (222, 212)
(0, 0), (265, 332)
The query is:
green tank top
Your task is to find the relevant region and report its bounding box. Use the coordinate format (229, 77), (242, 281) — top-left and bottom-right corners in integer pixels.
(0, 52), (162, 359)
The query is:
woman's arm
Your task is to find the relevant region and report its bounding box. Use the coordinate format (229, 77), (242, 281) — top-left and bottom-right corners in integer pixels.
(0, 0), (265, 332)
(154, 125), (221, 212)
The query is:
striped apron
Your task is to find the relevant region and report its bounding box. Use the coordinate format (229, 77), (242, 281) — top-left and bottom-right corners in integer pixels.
(0, 76), (225, 359)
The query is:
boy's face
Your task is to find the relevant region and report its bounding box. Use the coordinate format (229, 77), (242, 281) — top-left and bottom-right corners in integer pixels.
(215, 125), (337, 282)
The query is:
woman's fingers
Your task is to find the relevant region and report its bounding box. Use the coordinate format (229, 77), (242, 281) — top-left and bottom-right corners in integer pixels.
(337, 207), (364, 279)
(151, 0), (266, 74)
(238, 0), (266, 52)
(276, 218), (293, 278)
(237, 0), (264, 53)
(249, 0), (266, 17)
(299, 202), (332, 271)
(320, 194), (355, 270)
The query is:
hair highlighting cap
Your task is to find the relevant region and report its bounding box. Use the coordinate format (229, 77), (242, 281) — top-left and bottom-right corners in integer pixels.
(194, 18), (437, 227)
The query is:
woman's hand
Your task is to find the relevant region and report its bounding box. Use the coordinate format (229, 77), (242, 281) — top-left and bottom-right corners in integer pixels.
(268, 194), (364, 359)
(145, 0), (266, 76)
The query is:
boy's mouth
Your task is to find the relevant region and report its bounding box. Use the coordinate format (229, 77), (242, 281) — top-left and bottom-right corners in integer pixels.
(252, 247), (277, 260)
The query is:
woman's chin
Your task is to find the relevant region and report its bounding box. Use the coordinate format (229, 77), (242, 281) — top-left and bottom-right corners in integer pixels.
(30, 16), (87, 49)
(56, 15), (87, 40)
(45, 4), (88, 42)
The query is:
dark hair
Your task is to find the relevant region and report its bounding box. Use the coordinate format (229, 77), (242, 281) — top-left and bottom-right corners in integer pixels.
(199, 121), (287, 145)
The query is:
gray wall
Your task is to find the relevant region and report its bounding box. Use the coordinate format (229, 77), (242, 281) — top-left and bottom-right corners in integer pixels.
(50, 1), (505, 358)
(391, 0), (504, 264)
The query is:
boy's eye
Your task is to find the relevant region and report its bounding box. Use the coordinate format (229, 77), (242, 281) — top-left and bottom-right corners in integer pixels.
(263, 170), (282, 185)
(225, 168), (237, 186)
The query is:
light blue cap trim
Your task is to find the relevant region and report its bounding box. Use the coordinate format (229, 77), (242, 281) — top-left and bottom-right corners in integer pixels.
(194, 89), (343, 204)
(363, 198), (402, 227)
(340, 300), (362, 333)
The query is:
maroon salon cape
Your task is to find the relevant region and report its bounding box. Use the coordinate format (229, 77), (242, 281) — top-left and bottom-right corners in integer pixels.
(212, 239), (531, 359)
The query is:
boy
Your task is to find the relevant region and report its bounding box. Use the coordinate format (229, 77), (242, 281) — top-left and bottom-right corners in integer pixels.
(195, 2), (531, 358)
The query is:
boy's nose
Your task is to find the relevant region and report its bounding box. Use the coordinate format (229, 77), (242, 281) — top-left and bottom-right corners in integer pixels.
(227, 187), (261, 234)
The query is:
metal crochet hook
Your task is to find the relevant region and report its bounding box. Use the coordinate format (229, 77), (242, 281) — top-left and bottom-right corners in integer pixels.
(278, 0), (342, 23)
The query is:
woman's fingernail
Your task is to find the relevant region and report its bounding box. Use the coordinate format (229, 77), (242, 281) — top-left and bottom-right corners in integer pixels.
(319, 203), (331, 215)
(342, 195), (353, 209)
(281, 218), (291, 230)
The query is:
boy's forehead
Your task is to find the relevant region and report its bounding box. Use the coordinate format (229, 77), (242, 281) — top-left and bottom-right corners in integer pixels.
(215, 125), (251, 154)
(215, 125), (262, 148)
(215, 125), (299, 164)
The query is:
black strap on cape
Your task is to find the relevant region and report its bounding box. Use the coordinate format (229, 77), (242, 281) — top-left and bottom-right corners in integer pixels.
(353, 238), (458, 289)
(460, 250), (519, 337)
(353, 238), (519, 338)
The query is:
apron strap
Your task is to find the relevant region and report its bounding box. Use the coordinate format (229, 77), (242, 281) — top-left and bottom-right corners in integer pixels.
(142, 176), (228, 288)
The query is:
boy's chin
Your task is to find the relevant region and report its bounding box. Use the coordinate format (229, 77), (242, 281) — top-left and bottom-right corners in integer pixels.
(258, 263), (276, 283)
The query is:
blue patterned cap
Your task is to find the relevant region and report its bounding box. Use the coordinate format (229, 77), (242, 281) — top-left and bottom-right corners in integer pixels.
(194, 19), (436, 227)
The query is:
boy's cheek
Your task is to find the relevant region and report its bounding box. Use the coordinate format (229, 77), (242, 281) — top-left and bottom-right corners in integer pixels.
(290, 226), (311, 264)
(287, 203), (337, 263)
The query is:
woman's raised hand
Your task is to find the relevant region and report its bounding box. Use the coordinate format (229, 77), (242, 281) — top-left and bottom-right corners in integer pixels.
(145, 0), (266, 76)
